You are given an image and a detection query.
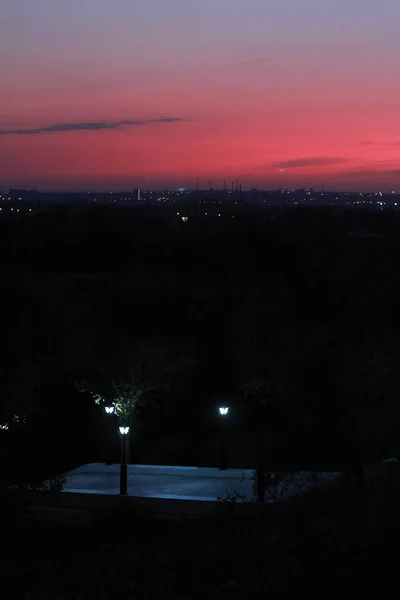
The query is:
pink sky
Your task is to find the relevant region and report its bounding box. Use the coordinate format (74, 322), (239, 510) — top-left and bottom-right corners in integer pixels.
(1, 0), (400, 191)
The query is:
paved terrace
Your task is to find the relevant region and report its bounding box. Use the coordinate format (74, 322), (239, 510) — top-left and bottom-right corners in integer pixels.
(20, 460), (397, 522)
(63, 463), (341, 502)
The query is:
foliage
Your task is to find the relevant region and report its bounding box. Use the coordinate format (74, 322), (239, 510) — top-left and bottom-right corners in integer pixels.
(251, 469), (294, 502)
(0, 413), (28, 432)
(216, 470), (323, 504)
(241, 376), (301, 425)
(32, 475), (67, 492)
(2, 474), (67, 492)
(0, 308), (40, 428)
(235, 301), (400, 469)
(216, 489), (253, 504)
(75, 335), (198, 423)
(76, 377), (151, 423)
(250, 469), (322, 503)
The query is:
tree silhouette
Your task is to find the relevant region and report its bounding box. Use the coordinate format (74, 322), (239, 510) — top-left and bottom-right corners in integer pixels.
(75, 334), (198, 424)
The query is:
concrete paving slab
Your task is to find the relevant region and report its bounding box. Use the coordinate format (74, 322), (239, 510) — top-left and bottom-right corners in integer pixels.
(69, 463), (254, 479)
(63, 463), (342, 502)
(64, 464), (253, 500)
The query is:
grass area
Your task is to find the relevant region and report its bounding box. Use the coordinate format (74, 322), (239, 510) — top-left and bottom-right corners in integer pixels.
(2, 465), (400, 599)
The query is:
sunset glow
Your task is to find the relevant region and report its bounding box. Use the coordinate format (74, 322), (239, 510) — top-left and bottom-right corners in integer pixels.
(1, 0), (400, 191)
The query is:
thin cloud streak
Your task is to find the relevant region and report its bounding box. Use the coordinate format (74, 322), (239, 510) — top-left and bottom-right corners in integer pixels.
(272, 156), (349, 169)
(0, 117), (189, 135)
(359, 140), (400, 146)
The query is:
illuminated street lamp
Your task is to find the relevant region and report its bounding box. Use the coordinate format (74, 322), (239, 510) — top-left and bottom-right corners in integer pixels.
(119, 425), (130, 495)
(104, 405), (115, 465)
(218, 405), (230, 470)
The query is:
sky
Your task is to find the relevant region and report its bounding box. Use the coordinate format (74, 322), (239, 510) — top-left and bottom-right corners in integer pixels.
(1, 0), (400, 192)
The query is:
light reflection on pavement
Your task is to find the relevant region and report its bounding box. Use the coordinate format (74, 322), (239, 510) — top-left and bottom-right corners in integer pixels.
(63, 464), (341, 502)
(64, 472), (253, 500)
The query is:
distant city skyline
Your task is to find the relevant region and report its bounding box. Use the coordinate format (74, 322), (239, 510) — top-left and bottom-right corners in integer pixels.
(1, 1), (400, 192)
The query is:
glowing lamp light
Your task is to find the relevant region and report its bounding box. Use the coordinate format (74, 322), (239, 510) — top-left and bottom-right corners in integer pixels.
(105, 406), (114, 414)
(119, 426), (130, 435)
(218, 406), (229, 416)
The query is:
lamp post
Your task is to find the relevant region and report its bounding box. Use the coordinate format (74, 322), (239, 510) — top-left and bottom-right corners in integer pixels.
(119, 426), (130, 495)
(218, 406), (229, 470)
(104, 406), (115, 465)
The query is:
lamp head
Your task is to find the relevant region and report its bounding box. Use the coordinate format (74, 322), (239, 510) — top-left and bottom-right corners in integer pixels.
(105, 406), (114, 414)
(218, 406), (229, 416)
(119, 426), (130, 435)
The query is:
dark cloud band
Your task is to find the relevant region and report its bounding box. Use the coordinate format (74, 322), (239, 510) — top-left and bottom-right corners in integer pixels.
(0, 117), (187, 135)
(272, 156), (348, 169)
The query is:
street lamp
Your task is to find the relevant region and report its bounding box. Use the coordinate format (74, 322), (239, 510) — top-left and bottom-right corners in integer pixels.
(218, 405), (230, 470)
(119, 425), (130, 495)
(104, 405), (115, 465)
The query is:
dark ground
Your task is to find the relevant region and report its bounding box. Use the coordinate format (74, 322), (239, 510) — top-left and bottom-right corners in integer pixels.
(2, 464), (400, 599)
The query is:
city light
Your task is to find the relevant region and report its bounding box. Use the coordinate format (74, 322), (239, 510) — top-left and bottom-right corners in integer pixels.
(119, 426), (130, 435)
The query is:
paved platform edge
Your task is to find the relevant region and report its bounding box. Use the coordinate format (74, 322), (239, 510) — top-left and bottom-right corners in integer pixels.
(67, 463), (254, 479)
